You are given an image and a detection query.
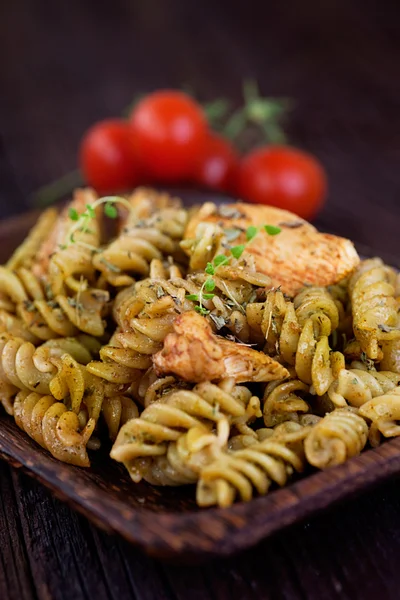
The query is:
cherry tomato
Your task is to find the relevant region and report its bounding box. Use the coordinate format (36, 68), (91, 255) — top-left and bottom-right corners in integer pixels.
(80, 119), (140, 194)
(237, 146), (327, 220)
(129, 90), (208, 182)
(195, 133), (239, 193)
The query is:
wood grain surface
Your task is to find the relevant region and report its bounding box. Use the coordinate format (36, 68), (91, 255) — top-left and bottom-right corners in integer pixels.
(1, 0), (400, 598)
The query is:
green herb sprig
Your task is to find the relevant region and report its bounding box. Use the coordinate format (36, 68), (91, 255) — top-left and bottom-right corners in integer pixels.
(64, 195), (132, 250)
(187, 223), (281, 315)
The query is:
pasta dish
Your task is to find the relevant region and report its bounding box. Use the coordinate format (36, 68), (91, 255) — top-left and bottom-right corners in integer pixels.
(0, 187), (399, 509)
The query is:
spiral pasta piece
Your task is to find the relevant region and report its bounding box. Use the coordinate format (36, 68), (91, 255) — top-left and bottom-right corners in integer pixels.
(349, 258), (400, 360)
(181, 218), (272, 293)
(304, 408), (368, 468)
(7, 208), (58, 271)
(86, 260), (191, 385)
(119, 187), (184, 227)
(327, 360), (400, 408)
(294, 286), (340, 336)
(102, 395), (140, 441)
(359, 387), (400, 440)
(0, 265), (105, 340)
(263, 379), (310, 427)
(45, 189), (102, 296)
(0, 334), (57, 397)
(196, 424), (309, 507)
(93, 189), (188, 287)
(17, 286), (109, 340)
(228, 414), (317, 451)
(170, 271), (265, 343)
(13, 390), (95, 466)
(247, 290), (344, 395)
(49, 353), (129, 423)
(126, 365), (188, 408)
(133, 421), (230, 486)
(0, 261), (109, 340)
(0, 310), (39, 343)
(327, 278), (353, 339)
(110, 379), (260, 482)
(0, 334), (111, 421)
(328, 278), (350, 306)
(181, 217), (225, 272)
(34, 335), (102, 365)
(0, 266), (40, 307)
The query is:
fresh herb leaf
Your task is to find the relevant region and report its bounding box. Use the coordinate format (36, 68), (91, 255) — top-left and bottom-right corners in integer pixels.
(85, 204), (96, 218)
(202, 293), (215, 300)
(205, 262), (216, 275)
(204, 278), (216, 292)
(186, 294), (199, 301)
(105, 203), (118, 219)
(213, 255), (229, 267)
(194, 306), (210, 315)
(69, 208), (79, 221)
(246, 225), (258, 241)
(231, 244), (245, 259)
(264, 224), (281, 236)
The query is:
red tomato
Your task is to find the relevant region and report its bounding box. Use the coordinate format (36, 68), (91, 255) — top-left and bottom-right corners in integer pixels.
(80, 119), (140, 194)
(195, 134), (239, 193)
(237, 146), (327, 220)
(129, 90), (208, 182)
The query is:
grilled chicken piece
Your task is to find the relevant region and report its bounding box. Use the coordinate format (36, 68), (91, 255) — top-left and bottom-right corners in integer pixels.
(184, 202), (360, 296)
(153, 311), (289, 383)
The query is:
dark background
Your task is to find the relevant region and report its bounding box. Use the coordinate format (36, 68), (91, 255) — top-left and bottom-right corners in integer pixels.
(1, 1), (400, 599)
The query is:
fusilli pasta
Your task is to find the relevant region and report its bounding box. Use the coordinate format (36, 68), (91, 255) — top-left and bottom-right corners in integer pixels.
(327, 360), (400, 408)
(93, 189), (188, 287)
(196, 424), (309, 507)
(3, 188), (400, 510)
(359, 387), (400, 440)
(349, 258), (400, 360)
(14, 390), (95, 466)
(110, 379), (260, 482)
(246, 289), (344, 394)
(304, 408), (368, 468)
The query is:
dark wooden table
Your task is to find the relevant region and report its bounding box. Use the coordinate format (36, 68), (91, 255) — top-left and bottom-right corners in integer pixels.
(1, 1), (400, 598)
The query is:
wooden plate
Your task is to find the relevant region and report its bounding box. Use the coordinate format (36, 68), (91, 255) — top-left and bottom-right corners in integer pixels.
(1, 192), (400, 562)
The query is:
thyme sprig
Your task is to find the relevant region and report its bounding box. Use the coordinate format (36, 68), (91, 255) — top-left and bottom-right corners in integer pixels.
(223, 79), (292, 147)
(187, 223), (281, 315)
(64, 196), (132, 250)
